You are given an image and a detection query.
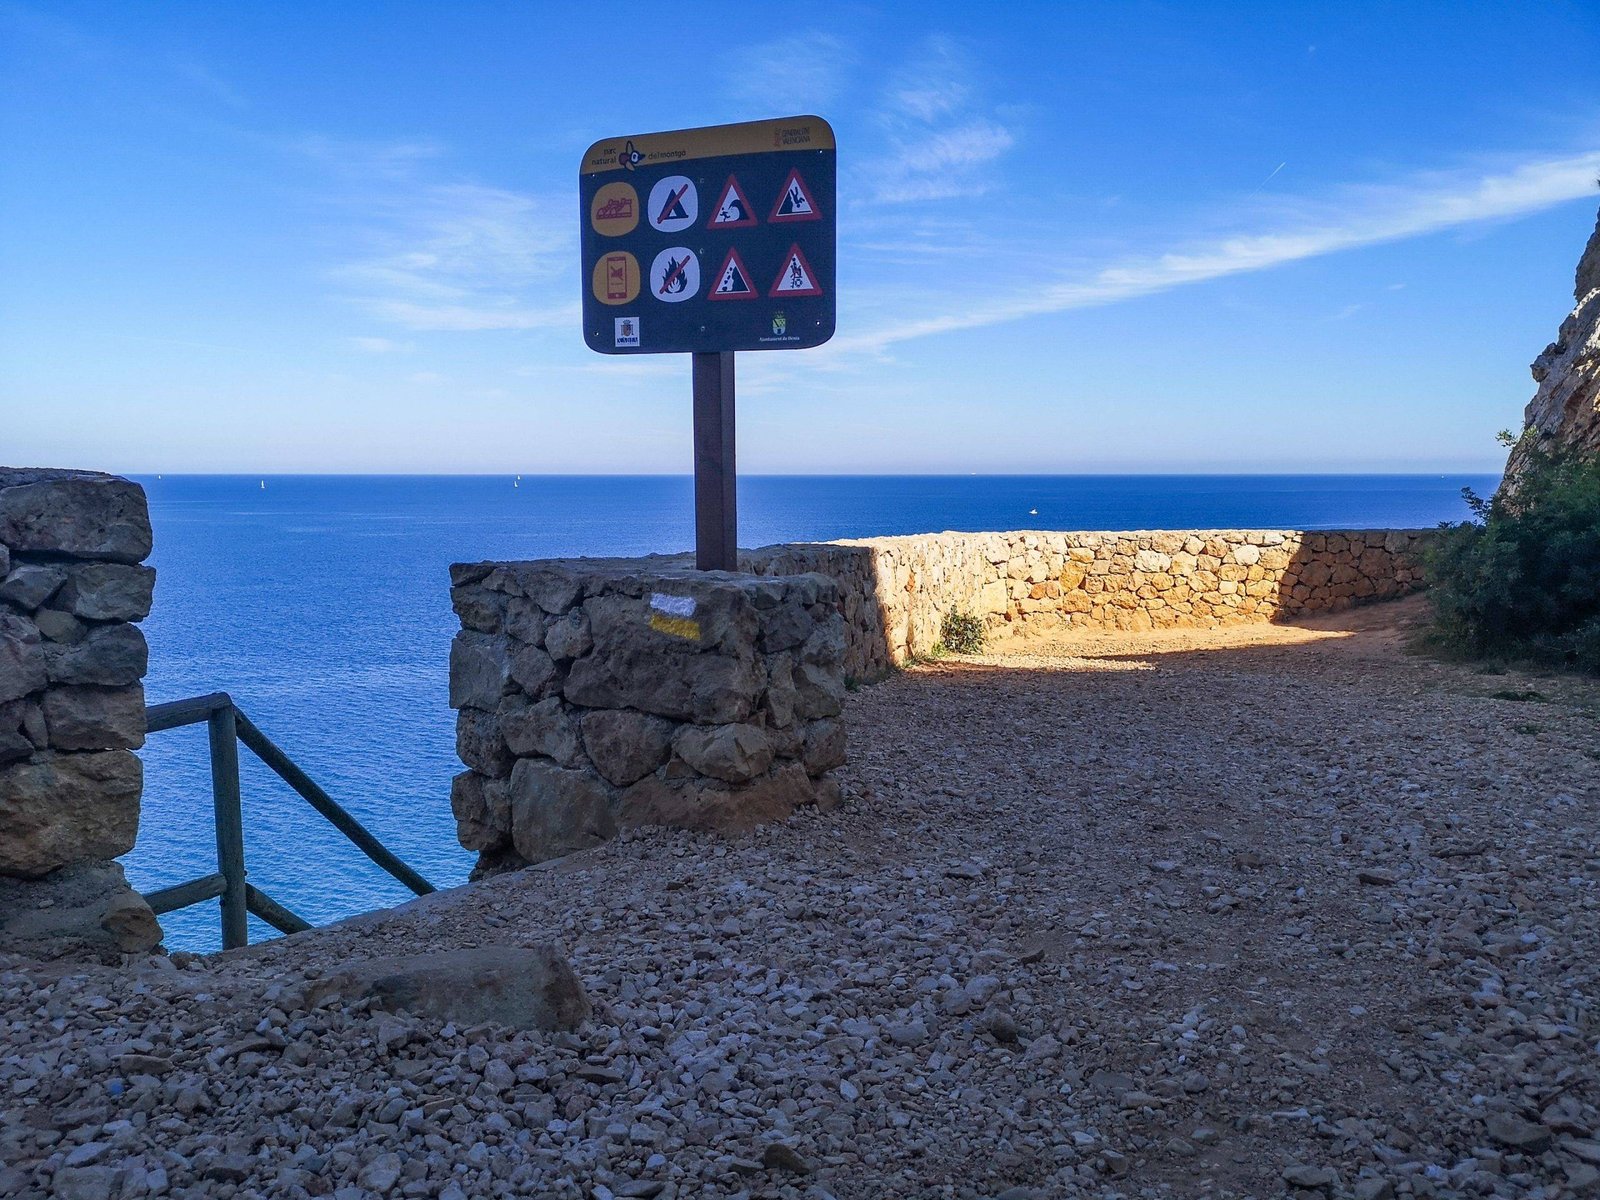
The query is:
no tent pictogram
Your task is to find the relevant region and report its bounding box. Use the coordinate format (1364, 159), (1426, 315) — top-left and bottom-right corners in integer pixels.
(648, 175), (698, 233)
(769, 168), (821, 223)
(708, 247), (758, 300)
(769, 243), (822, 297)
(706, 176), (758, 228)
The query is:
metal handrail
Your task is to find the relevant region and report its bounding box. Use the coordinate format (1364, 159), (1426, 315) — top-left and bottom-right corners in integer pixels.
(141, 693), (434, 949)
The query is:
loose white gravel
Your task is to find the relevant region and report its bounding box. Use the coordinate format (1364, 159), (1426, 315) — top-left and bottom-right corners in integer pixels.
(5, 597), (1600, 1200)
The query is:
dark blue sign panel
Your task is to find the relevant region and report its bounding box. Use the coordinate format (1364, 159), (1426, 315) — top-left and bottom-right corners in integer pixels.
(579, 116), (836, 354)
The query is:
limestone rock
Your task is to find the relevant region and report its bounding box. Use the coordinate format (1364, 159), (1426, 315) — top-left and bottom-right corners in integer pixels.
(449, 630), (512, 711)
(450, 770), (509, 852)
(456, 708), (512, 778)
(0, 563), (67, 610)
(673, 722), (773, 784)
(0, 611), (46, 703)
(620, 761), (813, 833)
(801, 718), (847, 775)
(42, 623), (147, 687)
(580, 709), (674, 786)
(0, 750), (141, 877)
(1508, 207), (1600, 477)
(53, 563), (156, 621)
(42, 685), (145, 751)
(0, 469), (152, 563)
(0, 858), (161, 959)
(501, 696), (584, 767)
(543, 610), (593, 661)
(305, 945), (590, 1031)
(508, 758), (616, 863)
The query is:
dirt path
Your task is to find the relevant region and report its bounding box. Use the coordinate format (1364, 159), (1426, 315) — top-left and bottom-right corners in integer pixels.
(6, 597), (1600, 1199)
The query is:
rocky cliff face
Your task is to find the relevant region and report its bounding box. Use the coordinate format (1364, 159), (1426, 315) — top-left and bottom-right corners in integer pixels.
(1506, 208), (1600, 478)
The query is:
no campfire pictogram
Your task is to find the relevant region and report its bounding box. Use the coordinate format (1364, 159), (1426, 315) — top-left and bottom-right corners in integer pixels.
(708, 247), (758, 300)
(706, 176), (758, 228)
(769, 243), (822, 297)
(650, 246), (700, 303)
(769, 168), (820, 223)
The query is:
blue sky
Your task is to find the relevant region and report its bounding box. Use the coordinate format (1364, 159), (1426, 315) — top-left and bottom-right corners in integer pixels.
(3, 2), (1599, 475)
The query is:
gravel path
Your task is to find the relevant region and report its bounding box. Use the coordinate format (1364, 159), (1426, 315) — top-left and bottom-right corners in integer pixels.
(6, 596), (1600, 1200)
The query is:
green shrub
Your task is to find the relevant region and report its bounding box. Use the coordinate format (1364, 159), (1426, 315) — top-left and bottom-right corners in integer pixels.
(939, 607), (987, 655)
(1425, 436), (1600, 673)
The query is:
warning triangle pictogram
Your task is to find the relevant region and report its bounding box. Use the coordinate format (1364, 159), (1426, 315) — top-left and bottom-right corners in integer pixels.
(769, 168), (821, 223)
(706, 175), (758, 229)
(709, 247), (758, 301)
(768, 243), (823, 297)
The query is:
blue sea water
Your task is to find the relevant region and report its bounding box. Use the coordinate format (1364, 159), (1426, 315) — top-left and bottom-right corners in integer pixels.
(126, 473), (1497, 950)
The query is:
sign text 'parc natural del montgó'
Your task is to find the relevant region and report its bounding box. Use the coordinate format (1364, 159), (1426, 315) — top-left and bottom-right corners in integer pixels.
(579, 116), (836, 355)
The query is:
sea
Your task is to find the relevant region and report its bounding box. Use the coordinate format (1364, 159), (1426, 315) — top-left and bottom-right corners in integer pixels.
(125, 473), (1498, 950)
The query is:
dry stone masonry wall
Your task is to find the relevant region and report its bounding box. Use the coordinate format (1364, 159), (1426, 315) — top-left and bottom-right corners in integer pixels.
(448, 560), (847, 876)
(746, 528), (1431, 679)
(0, 468), (161, 959)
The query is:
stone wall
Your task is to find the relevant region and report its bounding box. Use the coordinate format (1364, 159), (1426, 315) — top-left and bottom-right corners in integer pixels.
(744, 528), (1431, 680)
(448, 559), (846, 877)
(0, 469), (161, 959)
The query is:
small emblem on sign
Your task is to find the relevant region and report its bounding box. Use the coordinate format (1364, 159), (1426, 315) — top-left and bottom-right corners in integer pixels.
(650, 246), (700, 303)
(769, 244), (822, 297)
(706, 175), (757, 229)
(648, 175), (698, 233)
(769, 168), (821, 223)
(772, 311), (787, 336)
(709, 248), (758, 301)
(591, 251), (641, 305)
(614, 317), (640, 347)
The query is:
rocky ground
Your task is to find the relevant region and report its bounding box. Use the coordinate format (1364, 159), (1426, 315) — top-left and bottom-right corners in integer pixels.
(6, 596), (1600, 1200)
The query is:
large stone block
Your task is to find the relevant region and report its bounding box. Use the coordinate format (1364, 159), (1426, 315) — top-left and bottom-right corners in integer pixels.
(42, 622), (147, 686)
(305, 945), (590, 1031)
(508, 757), (616, 863)
(53, 563), (156, 621)
(0, 612), (47, 703)
(579, 708), (674, 786)
(0, 470), (152, 563)
(42, 684), (146, 751)
(448, 630), (512, 711)
(673, 722), (773, 784)
(0, 750), (142, 877)
(0, 564), (67, 611)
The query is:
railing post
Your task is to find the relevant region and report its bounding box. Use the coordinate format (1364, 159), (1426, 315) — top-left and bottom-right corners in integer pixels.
(207, 704), (249, 949)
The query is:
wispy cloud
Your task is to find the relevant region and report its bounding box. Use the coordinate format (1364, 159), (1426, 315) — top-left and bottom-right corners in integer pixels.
(727, 32), (855, 110)
(326, 165), (576, 332)
(345, 336), (412, 354)
(838, 148), (1600, 354)
(868, 36), (1018, 205)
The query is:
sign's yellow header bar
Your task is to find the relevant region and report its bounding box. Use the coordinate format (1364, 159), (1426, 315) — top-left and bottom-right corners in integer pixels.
(580, 116), (835, 177)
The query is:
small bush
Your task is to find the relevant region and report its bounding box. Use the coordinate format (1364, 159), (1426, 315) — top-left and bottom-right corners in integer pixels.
(939, 608), (987, 655)
(1425, 437), (1600, 673)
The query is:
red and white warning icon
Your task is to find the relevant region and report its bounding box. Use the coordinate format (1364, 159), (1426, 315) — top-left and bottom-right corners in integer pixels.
(706, 176), (757, 229)
(769, 168), (820, 223)
(769, 244), (822, 297)
(709, 248), (758, 300)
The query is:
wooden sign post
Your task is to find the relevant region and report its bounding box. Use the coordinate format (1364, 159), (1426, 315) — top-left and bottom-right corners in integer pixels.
(579, 117), (837, 571)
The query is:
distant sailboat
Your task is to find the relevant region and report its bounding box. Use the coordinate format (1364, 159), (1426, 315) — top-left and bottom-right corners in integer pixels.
(513, 478), (519, 488)
(1029, 508), (1038, 515)
(259, 480), (266, 490)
